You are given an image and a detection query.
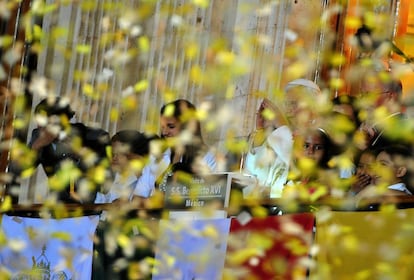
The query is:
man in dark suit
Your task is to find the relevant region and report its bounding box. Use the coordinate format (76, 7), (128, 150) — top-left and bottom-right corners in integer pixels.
(27, 96), (110, 203)
(357, 78), (407, 150)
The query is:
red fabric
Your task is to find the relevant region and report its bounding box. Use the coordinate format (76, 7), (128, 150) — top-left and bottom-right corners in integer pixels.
(225, 213), (315, 280)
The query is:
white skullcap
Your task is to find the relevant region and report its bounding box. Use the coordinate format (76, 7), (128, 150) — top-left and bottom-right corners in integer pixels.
(285, 78), (321, 95)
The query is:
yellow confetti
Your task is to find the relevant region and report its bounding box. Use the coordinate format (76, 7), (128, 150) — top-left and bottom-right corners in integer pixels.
(82, 83), (95, 96)
(329, 78), (345, 90)
(51, 231), (72, 242)
(262, 108), (275, 121)
(134, 79), (149, 92)
(251, 206), (268, 218)
(344, 16), (361, 29)
(192, 0), (209, 9)
(190, 65), (204, 84)
(138, 36), (150, 52)
(110, 108), (119, 121)
(363, 11), (377, 31)
(89, 165), (108, 184)
(118, 234), (131, 248)
(202, 224), (219, 239)
(0, 196), (12, 212)
(216, 51), (235, 65)
(185, 43), (199, 60)
(342, 234), (358, 253)
(0, 231), (7, 246)
(285, 239), (309, 255)
(31, 2), (58, 15)
(227, 247), (263, 266)
(76, 44), (92, 54)
(80, 0), (97, 11)
(285, 61), (309, 80)
(121, 95), (138, 111)
(310, 185), (328, 202)
(0, 35), (14, 48)
(51, 26), (68, 40)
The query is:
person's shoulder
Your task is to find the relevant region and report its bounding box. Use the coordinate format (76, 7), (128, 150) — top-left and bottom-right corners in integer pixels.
(29, 127), (43, 146)
(86, 127), (110, 148)
(72, 123), (110, 152)
(31, 127), (41, 137)
(85, 126), (110, 139)
(267, 125), (294, 151)
(270, 125), (293, 137)
(71, 123), (109, 139)
(70, 122), (87, 129)
(69, 122), (87, 136)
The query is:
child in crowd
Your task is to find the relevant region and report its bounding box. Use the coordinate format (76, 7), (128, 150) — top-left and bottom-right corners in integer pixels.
(95, 130), (159, 204)
(348, 148), (376, 196)
(357, 144), (413, 199)
(93, 130), (159, 280)
(284, 127), (338, 201)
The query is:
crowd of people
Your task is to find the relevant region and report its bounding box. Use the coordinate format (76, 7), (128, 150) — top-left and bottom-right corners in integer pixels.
(7, 65), (414, 208)
(7, 97), (219, 206)
(6, 59), (414, 278)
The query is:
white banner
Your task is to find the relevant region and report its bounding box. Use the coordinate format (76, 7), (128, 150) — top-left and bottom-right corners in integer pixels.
(153, 218), (231, 280)
(0, 214), (99, 280)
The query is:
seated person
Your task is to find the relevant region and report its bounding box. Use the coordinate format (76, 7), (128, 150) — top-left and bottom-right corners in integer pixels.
(95, 129), (159, 204)
(348, 148), (376, 196)
(23, 96), (110, 203)
(242, 98), (293, 198)
(284, 127), (337, 201)
(157, 99), (217, 192)
(94, 130), (159, 280)
(357, 144), (413, 200)
(283, 78), (322, 135)
(356, 79), (406, 151)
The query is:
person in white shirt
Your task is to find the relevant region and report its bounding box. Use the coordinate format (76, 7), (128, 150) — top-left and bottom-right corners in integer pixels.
(156, 99), (217, 192)
(93, 130), (158, 280)
(241, 98), (293, 198)
(240, 79), (321, 199)
(357, 144), (413, 200)
(95, 130), (159, 204)
(283, 78), (322, 136)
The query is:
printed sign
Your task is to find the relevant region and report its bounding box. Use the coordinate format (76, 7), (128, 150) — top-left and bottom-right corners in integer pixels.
(163, 172), (234, 209)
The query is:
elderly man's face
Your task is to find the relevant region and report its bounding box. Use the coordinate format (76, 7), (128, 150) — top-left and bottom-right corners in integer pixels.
(284, 87), (319, 129)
